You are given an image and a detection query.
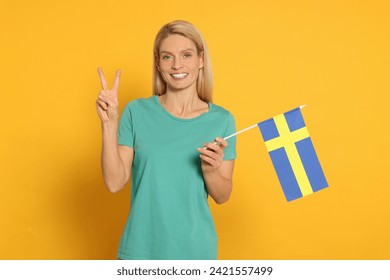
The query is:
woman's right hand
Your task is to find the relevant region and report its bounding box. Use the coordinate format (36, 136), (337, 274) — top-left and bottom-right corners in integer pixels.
(96, 67), (121, 123)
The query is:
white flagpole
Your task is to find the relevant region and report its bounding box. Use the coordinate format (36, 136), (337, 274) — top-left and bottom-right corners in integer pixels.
(223, 124), (258, 140)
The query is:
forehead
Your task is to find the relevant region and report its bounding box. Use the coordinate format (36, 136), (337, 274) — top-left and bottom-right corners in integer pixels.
(159, 34), (197, 53)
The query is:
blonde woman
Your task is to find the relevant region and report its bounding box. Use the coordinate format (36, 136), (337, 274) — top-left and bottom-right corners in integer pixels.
(96, 20), (236, 260)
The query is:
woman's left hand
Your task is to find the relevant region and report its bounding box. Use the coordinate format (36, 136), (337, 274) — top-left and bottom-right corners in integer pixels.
(197, 137), (228, 173)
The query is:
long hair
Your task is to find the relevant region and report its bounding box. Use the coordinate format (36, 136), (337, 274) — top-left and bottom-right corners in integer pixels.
(152, 20), (213, 103)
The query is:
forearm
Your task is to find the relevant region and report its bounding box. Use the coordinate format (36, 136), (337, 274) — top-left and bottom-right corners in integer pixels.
(203, 169), (232, 204)
(101, 120), (128, 193)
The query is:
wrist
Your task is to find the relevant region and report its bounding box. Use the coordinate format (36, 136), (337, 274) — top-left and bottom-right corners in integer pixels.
(202, 166), (221, 177)
(101, 119), (118, 131)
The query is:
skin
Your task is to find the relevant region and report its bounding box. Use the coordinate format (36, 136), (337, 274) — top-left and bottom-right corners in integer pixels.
(96, 68), (133, 193)
(96, 34), (234, 204)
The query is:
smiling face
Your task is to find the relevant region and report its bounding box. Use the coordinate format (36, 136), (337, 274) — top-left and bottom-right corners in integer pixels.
(157, 34), (204, 93)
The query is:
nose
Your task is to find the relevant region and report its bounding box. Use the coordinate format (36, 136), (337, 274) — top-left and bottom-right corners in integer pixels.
(171, 56), (182, 70)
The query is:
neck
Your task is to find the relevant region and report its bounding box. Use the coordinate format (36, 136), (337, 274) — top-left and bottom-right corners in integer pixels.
(159, 87), (208, 119)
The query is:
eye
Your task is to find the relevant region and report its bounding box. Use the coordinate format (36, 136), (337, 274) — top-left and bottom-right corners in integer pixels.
(183, 52), (192, 59)
(161, 55), (172, 61)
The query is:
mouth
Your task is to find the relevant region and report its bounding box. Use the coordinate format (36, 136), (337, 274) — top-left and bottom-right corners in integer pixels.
(170, 73), (188, 79)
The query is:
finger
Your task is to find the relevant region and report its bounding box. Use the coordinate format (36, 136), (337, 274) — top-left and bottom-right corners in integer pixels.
(202, 142), (223, 154)
(98, 94), (114, 104)
(98, 92), (115, 103)
(96, 99), (109, 110)
(198, 147), (224, 160)
(214, 137), (228, 149)
(97, 99), (113, 110)
(199, 154), (218, 166)
(96, 106), (109, 122)
(98, 94), (109, 103)
(97, 67), (109, 90)
(112, 69), (121, 92)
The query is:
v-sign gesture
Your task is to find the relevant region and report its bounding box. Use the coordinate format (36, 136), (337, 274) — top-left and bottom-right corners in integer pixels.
(96, 67), (121, 123)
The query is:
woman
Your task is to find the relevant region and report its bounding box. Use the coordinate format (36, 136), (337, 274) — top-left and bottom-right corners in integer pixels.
(96, 20), (236, 260)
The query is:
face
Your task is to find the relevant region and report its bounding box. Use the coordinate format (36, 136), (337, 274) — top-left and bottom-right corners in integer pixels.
(158, 34), (204, 93)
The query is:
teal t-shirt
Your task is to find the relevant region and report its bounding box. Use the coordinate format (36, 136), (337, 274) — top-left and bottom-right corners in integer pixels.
(117, 95), (236, 260)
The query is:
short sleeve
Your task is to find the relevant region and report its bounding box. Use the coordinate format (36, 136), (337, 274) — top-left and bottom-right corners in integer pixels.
(222, 112), (237, 160)
(118, 103), (135, 148)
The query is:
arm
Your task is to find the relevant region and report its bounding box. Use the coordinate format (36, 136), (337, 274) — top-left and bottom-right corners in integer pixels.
(96, 67), (133, 193)
(197, 137), (235, 204)
(101, 120), (133, 193)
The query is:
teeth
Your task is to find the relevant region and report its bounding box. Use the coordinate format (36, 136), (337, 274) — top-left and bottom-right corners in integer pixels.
(171, 73), (188, 79)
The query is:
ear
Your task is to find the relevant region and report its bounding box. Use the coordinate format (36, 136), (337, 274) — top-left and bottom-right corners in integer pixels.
(155, 56), (160, 71)
(199, 51), (204, 69)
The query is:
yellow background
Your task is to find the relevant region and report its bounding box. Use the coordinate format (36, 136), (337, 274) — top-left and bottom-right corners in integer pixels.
(1, 0), (389, 259)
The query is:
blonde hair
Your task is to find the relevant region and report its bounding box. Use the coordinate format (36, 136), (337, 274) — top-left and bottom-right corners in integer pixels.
(152, 20), (213, 103)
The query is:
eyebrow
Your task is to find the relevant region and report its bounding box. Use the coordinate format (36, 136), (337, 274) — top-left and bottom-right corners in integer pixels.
(159, 48), (196, 54)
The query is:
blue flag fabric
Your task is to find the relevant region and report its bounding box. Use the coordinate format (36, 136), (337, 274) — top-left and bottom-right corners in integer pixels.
(258, 107), (328, 201)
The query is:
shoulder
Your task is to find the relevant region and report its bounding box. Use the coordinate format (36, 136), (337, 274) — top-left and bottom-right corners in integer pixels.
(209, 103), (235, 120)
(122, 96), (156, 112)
